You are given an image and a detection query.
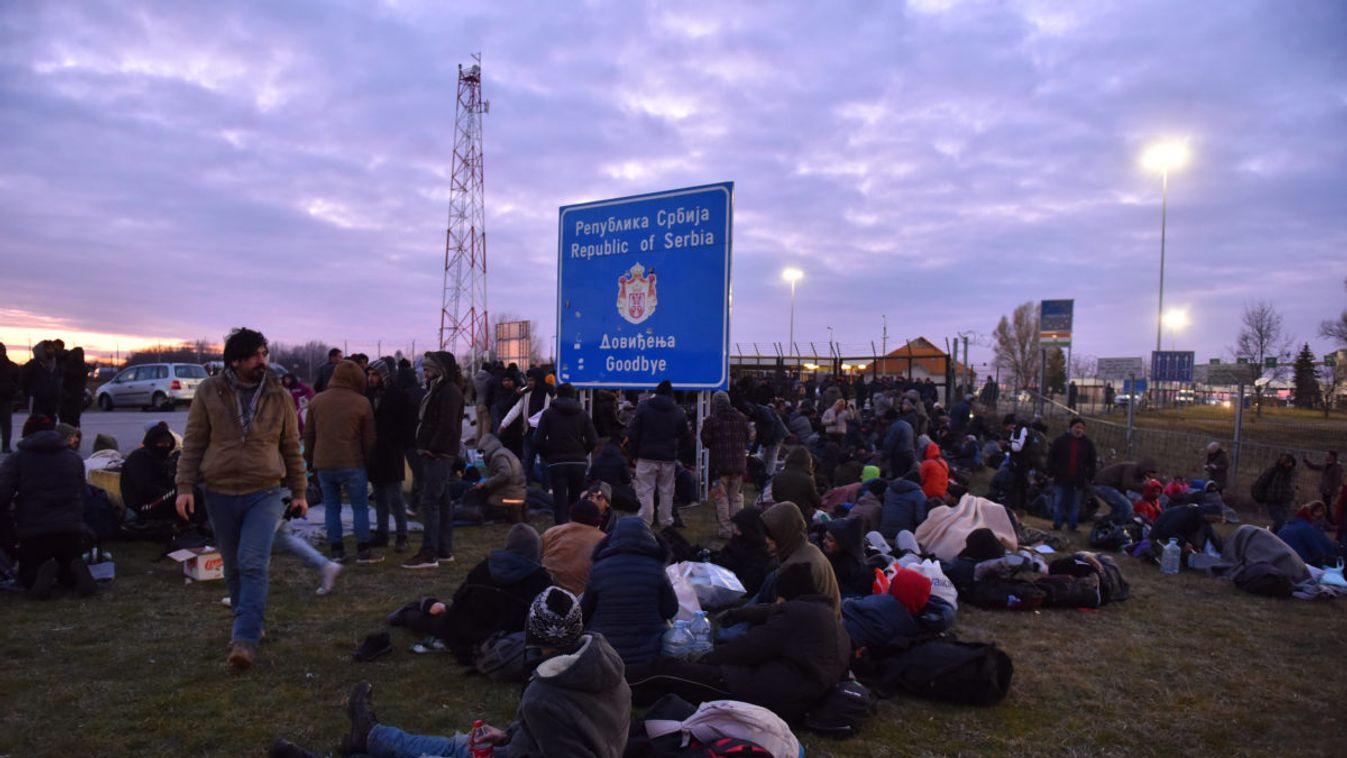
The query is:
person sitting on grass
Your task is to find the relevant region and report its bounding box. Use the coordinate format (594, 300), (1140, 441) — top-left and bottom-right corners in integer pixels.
(1276, 501), (1344, 567)
(581, 516), (679, 667)
(393, 523), (553, 662)
(822, 516), (871, 598)
(541, 496), (607, 595)
(0, 414), (96, 599)
(708, 507), (777, 598)
(1132, 479), (1164, 525)
(271, 587), (630, 758)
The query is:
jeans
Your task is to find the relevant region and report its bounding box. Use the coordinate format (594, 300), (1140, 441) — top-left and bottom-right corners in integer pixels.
(521, 429), (542, 487)
(1092, 485), (1134, 524)
(372, 481), (408, 540)
(317, 467), (371, 548)
(274, 521), (330, 570)
(1266, 501), (1290, 533)
(419, 457), (455, 556)
(1052, 483), (1082, 529)
(548, 462), (587, 525)
(205, 487), (285, 644)
(368, 724), (469, 758)
(635, 458), (677, 528)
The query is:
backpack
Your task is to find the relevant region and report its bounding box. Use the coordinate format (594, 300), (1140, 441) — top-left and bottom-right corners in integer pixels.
(1038, 574), (1101, 609)
(879, 639), (1014, 706)
(1089, 521), (1126, 551)
(645, 699), (801, 758)
(802, 679), (877, 739)
(1235, 562), (1294, 598)
(473, 631), (539, 682)
(1093, 553), (1131, 604)
(969, 579), (1046, 611)
(670, 738), (774, 757)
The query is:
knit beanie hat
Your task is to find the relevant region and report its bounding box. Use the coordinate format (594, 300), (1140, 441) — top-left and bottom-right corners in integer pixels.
(56, 422), (79, 439)
(887, 566), (933, 615)
(959, 528), (1006, 561)
(711, 390), (731, 411)
(92, 433), (119, 453)
(527, 587), (584, 648)
(655, 379), (673, 396)
(861, 465), (881, 482)
(504, 523), (542, 563)
(569, 498), (603, 527)
(368, 358), (394, 384)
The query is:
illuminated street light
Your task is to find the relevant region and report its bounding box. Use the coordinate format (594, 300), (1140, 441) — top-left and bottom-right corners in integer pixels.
(1162, 308), (1189, 348)
(782, 268), (803, 355)
(1141, 139), (1190, 352)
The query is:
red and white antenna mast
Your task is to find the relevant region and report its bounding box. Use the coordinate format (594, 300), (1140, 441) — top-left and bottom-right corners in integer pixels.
(439, 53), (489, 369)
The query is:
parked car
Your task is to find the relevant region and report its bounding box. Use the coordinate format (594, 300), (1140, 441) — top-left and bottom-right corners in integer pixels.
(96, 363), (207, 411)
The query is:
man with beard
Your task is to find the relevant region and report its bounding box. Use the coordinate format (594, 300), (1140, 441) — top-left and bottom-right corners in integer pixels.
(174, 328), (307, 671)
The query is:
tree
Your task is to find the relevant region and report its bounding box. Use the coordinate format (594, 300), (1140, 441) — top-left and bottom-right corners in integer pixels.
(1069, 354), (1097, 379)
(1320, 277), (1347, 346)
(1231, 301), (1293, 417)
(1291, 343), (1322, 410)
(269, 341), (334, 383)
(992, 302), (1039, 390)
(1045, 347), (1066, 396)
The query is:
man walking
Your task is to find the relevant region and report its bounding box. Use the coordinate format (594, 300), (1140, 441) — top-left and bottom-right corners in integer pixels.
(701, 391), (750, 538)
(1046, 417), (1098, 532)
(174, 328), (307, 671)
(304, 359), (378, 564)
(403, 351), (464, 569)
(627, 380), (690, 529)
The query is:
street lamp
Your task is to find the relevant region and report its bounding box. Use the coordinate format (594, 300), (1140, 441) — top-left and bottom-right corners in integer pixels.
(782, 267), (803, 355)
(1141, 140), (1190, 352)
(1161, 307), (1189, 348)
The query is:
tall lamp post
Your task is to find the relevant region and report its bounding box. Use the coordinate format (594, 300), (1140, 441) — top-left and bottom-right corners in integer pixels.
(782, 267), (803, 355)
(1141, 140), (1190, 352)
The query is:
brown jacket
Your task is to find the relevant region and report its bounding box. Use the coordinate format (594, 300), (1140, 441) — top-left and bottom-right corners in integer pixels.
(541, 522), (606, 595)
(176, 371), (306, 496)
(304, 361), (376, 470)
(761, 501), (842, 616)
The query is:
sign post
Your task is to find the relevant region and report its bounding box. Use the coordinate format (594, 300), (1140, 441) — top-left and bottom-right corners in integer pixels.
(1038, 299), (1073, 416)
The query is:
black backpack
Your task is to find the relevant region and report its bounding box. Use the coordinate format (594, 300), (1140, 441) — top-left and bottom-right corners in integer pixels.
(969, 579), (1046, 611)
(1089, 521), (1126, 551)
(1235, 562), (1294, 598)
(802, 679), (877, 739)
(1038, 574), (1101, 609)
(1094, 553), (1131, 604)
(880, 639), (1014, 706)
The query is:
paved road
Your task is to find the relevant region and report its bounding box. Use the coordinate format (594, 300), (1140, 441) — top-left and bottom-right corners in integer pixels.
(10, 408), (190, 457)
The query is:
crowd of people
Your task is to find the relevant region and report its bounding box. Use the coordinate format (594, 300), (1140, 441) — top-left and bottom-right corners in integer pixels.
(0, 339), (91, 454)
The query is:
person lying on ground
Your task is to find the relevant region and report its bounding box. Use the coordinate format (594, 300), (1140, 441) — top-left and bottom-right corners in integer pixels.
(581, 516), (678, 667)
(1276, 502), (1344, 567)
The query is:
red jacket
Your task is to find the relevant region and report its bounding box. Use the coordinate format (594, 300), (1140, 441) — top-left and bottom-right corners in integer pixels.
(919, 443), (948, 499)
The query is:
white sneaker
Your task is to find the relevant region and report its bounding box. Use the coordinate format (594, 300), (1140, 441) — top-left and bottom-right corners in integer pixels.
(316, 562), (343, 596)
(220, 596), (232, 608)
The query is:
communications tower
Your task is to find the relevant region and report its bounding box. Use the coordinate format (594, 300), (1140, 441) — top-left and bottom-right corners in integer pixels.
(438, 54), (489, 368)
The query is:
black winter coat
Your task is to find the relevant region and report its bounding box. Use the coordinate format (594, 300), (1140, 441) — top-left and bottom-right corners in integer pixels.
(589, 441), (632, 488)
(582, 518), (678, 666)
(432, 550), (553, 662)
(627, 395), (689, 462)
(368, 385), (418, 483)
(0, 354), (20, 402)
(702, 595), (852, 722)
(0, 431), (87, 540)
(1047, 433), (1098, 486)
(416, 370), (464, 458)
(537, 397), (599, 465)
(119, 447), (177, 514)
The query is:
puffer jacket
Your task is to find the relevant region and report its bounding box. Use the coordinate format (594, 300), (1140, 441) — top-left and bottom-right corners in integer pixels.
(176, 371), (306, 496)
(478, 433), (526, 504)
(0, 430), (86, 539)
(537, 396), (598, 465)
(919, 443), (949, 499)
(367, 383), (417, 484)
(303, 361), (376, 470)
(627, 394), (689, 462)
(882, 417), (916, 477)
(581, 517), (678, 666)
(416, 351), (465, 458)
(880, 477), (927, 540)
(770, 447), (821, 522)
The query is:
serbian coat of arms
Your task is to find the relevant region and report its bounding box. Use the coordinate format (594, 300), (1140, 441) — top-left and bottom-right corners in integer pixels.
(616, 262), (657, 325)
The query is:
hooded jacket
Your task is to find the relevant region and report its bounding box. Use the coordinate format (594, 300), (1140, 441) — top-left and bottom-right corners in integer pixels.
(710, 507), (777, 597)
(507, 633), (631, 758)
(0, 430), (86, 540)
(479, 433), (526, 504)
(120, 424), (178, 514)
(303, 361), (376, 471)
(541, 520), (607, 595)
(770, 447), (821, 522)
(880, 476), (927, 541)
(416, 351), (465, 458)
(882, 417), (916, 477)
(919, 443), (950, 499)
(700, 397), (750, 476)
(824, 516), (870, 598)
(701, 594), (851, 723)
(366, 380), (417, 484)
(761, 502), (841, 615)
(627, 394), (689, 462)
(1204, 448), (1231, 490)
(1277, 515), (1338, 567)
(581, 517), (678, 666)
(176, 370), (306, 496)
(588, 439), (632, 487)
(537, 396), (598, 465)
(20, 342), (62, 412)
(434, 524), (553, 661)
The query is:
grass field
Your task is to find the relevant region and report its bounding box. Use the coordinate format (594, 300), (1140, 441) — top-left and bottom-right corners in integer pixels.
(3, 490), (1346, 757)
(1095, 405), (1345, 452)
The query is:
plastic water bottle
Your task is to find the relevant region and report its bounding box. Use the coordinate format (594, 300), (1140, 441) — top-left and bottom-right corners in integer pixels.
(662, 620), (693, 659)
(1161, 538), (1181, 575)
(689, 611), (713, 656)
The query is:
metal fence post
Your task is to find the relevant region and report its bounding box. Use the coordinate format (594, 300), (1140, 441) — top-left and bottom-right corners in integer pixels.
(1126, 372), (1136, 458)
(1232, 382), (1245, 490)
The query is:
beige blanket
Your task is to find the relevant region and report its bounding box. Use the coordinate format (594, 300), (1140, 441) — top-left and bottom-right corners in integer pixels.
(914, 494), (1018, 562)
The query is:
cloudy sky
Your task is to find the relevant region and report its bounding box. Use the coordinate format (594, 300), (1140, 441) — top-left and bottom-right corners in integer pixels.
(2, 0), (1344, 371)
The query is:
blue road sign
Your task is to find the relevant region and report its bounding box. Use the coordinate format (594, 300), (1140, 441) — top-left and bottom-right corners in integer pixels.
(1122, 377), (1148, 395)
(1151, 350), (1195, 382)
(1039, 299), (1074, 333)
(556, 182), (733, 389)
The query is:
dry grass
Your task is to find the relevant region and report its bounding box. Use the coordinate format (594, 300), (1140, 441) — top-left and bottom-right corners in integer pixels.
(3, 487), (1346, 757)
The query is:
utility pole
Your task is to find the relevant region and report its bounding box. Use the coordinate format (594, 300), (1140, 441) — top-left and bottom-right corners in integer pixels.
(882, 315), (888, 355)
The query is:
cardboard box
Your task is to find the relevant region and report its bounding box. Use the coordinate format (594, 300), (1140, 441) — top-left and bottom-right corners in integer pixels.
(167, 547), (224, 581)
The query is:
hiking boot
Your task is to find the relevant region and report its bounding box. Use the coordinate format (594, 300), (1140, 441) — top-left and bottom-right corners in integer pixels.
(340, 681), (379, 755)
(227, 640), (256, 671)
(394, 536), (409, 553)
(401, 551), (439, 569)
(69, 558), (97, 597)
(268, 738), (321, 758)
(28, 558), (59, 600)
(356, 545), (384, 564)
(436, 552), (455, 564)
(369, 532), (390, 548)
(330, 546), (348, 564)
(352, 632), (393, 662)
(316, 562), (343, 596)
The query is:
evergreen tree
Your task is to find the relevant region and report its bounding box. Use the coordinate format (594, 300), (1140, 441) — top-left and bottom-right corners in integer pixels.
(1292, 343), (1322, 409)
(1045, 347), (1066, 396)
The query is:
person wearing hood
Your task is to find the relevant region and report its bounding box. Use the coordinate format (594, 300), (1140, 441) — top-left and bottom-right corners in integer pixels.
(588, 435), (637, 512)
(411, 523), (554, 662)
(881, 470), (928, 541)
(823, 517), (870, 598)
(57, 346), (87, 429)
(467, 432), (526, 520)
(536, 382), (599, 525)
(500, 367), (553, 487)
(881, 408), (916, 480)
(403, 351), (464, 570)
(280, 373), (315, 436)
(541, 497), (608, 594)
(627, 380), (692, 529)
(0, 343), (21, 453)
(1092, 457), (1156, 525)
(709, 506), (777, 597)
(365, 359), (417, 552)
(761, 501), (841, 615)
(1276, 502), (1342, 567)
(1203, 441), (1230, 492)
(581, 516), (679, 666)
(120, 422), (186, 524)
(490, 372), (523, 456)
(1251, 453), (1298, 533)
(919, 442), (950, 501)
(1133, 479), (1164, 524)
(20, 340), (62, 418)
(294, 587), (632, 758)
(701, 390), (751, 538)
(770, 446), (821, 522)
(304, 360), (378, 564)
(0, 415), (96, 598)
